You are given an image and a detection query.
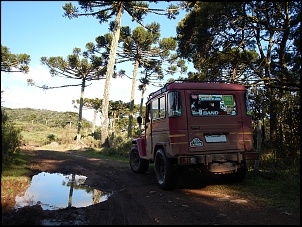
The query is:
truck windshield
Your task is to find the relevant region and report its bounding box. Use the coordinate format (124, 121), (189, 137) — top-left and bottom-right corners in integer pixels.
(190, 94), (237, 116)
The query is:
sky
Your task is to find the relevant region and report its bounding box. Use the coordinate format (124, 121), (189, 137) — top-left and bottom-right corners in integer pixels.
(1, 1), (192, 125)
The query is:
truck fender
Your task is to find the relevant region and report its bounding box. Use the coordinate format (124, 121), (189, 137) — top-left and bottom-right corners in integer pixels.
(136, 138), (147, 157)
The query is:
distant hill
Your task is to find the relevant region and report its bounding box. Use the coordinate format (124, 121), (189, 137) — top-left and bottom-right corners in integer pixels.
(2, 107), (92, 128)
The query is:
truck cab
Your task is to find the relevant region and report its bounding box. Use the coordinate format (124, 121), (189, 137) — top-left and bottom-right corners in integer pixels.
(130, 80), (259, 190)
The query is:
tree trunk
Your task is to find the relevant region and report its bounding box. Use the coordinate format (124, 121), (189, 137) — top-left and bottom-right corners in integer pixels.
(268, 88), (278, 151)
(254, 120), (262, 171)
(100, 4), (123, 146)
(138, 86), (146, 135)
(77, 78), (85, 143)
(127, 59), (139, 138)
(139, 86), (146, 117)
(92, 109), (97, 133)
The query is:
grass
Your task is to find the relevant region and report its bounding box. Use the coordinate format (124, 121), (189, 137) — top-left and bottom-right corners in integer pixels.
(1, 152), (33, 202)
(224, 170), (300, 213)
(2, 152), (32, 177)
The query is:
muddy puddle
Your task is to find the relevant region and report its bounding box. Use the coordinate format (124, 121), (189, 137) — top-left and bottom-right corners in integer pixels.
(15, 172), (112, 210)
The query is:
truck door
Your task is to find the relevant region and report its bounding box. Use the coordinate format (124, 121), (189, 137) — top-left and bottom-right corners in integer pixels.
(186, 91), (245, 152)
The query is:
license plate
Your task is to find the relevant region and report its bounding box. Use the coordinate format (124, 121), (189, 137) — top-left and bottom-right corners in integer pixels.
(205, 135), (226, 142)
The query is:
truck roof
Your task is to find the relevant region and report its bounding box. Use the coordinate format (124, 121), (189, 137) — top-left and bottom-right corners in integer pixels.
(148, 80), (247, 100)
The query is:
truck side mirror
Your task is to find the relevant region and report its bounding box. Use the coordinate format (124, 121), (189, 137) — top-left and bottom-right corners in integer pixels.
(137, 116), (142, 124)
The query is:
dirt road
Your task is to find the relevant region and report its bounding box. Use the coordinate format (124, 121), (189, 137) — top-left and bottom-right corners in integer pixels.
(2, 148), (300, 225)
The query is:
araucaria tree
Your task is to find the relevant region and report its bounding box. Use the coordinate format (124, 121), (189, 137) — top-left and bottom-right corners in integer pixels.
(118, 23), (161, 138)
(118, 23), (187, 138)
(176, 1), (300, 162)
(63, 1), (183, 145)
(72, 97), (103, 134)
(85, 23), (187, 138)
(1, 45), (31, 73)
(29, 47), (106, 144)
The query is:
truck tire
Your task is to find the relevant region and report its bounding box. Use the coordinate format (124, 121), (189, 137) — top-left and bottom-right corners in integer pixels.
(129, 147), (149, 174)
(221, 161), (247, 183)
(154, 148), (178, 190)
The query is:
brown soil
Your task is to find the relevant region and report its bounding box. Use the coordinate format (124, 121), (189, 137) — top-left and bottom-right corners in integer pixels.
(2, 147), (300, 225)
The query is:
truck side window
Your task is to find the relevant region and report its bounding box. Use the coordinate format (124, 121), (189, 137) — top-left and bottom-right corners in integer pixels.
(151, 100), (158, 119)
(168, 91), (182, 117)
(145, 103), (151, 123)
(159, 96), (166, 118)
(151, 96), (166, 120)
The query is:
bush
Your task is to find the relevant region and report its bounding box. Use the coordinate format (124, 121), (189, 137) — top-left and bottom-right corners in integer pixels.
(101, 134), (132, 158)
(1, 109), (22, 162)
(47, 134), (56, 143)
(82, 136), (101, 148)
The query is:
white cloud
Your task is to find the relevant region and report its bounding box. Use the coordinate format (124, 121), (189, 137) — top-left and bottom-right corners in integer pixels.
(1, 64), (160, 125)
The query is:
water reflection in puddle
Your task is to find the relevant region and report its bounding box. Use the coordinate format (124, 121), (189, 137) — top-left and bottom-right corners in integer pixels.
(15, 172), (112, 210)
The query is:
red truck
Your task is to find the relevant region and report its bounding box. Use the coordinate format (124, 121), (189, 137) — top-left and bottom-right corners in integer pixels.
(130, 80), (259, 190)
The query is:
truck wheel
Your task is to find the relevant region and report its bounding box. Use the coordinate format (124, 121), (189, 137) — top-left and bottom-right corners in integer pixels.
(129, 147), (149, 174)
(221, 161), (247, 183)
(154, 148), (178, 190)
